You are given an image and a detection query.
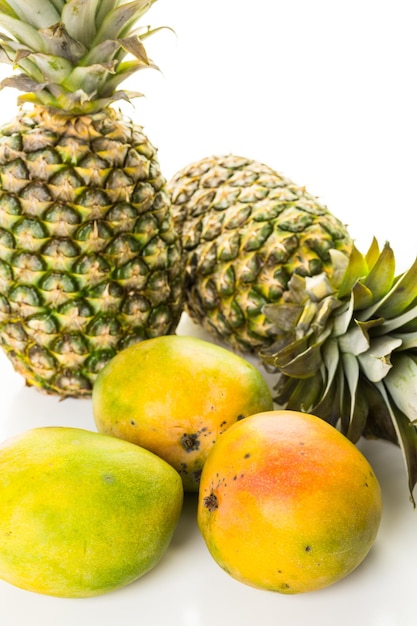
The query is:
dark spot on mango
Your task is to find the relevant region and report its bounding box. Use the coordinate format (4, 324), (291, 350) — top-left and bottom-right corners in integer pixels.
(305, 545), (312, 552)
(204, 492), (219, 512)
(220, 420), (227, 427)
(180, 433), (200, 452)
(244, 453), (251, 459)
(193, 469), (202, 483)
(237, 414), (245, 421)
(130, 420), (136, 426)
(102, 474), (115, 484)
(178, 462), (188, 476)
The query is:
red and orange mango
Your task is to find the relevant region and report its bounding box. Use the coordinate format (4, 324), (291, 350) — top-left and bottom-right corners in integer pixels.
(198, 410), (382, 594)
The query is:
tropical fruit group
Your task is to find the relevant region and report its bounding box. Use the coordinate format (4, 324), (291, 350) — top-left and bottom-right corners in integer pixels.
(198, 410), (382, 594)
(0, 426), (183, 598)
(169, 154), (417, 503)
(92, 334), (274, 491)
(0, 0), (184, 398)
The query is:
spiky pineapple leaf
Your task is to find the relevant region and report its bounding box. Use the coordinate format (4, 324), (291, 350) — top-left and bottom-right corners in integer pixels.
(262, 333), (310, 371)
(101, 59), (154, 95)
(290, 373), (325, 413)
(345, 377), (370, 443)
(332, 293), (354, 337)
(49, 0), (65, 11)
(392, 329), (417, 350)
(39, 24), (87, 63)
(352, 280), (374, 310)
(62, 0), (100, 47)
(376, 302), (417, 335)
(1, 73), (46, 92)
(384, 353), (417, 423)
(80, 39), (121, 66)
(341, 351), (359, 430)
(357, 335), (401, 382)
(93, 0), (156, 44)
(262, 301), (304, 332)
(364, 236), (381, 268)
(280, 342), (323, 378)
(26, 53), (73, 85)
(338, 322), (370, 356)
(96, 0), (122, 26)
(362, 241), (396, 302)
(275, 371), (325, 416)
(0, 0), (59, 28)
(321, 337), (339, 394)
(337, 244), (369, 299)
(0, 13), (46, 51)
(0, 0), (19, 18)
(375, 255), (417, 320)
(376, 380), (417, 506)
(309, 372), (341, 427)
(0, 0), (162, 113)
(63, 62), (116, 95)
(118, 34), (150, 64)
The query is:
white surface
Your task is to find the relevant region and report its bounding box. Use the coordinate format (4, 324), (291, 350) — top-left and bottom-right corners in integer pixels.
(0, 1), (416, 624)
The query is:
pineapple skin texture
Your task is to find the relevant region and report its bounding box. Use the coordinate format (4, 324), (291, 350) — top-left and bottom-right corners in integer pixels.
(168, 155), (353, 353)
(0, 106), (184, 397)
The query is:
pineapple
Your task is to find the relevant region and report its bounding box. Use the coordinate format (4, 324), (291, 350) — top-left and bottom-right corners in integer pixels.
(169, 154), (417, 504)
(0, 0), (184, 397)
(168, 154), (353, 353)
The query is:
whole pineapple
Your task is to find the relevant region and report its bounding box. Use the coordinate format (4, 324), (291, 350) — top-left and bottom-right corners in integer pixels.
(168, 154), (353, 352)
(0, 0), (184, 397)
(169, 154), (417, 504)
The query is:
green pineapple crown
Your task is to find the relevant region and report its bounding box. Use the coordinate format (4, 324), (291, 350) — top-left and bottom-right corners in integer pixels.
(260, 238), (417, 505)
(0, 0), (162, 114)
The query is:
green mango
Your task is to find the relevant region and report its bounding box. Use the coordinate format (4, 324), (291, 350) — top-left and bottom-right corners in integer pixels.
(0, 426), (183, 598)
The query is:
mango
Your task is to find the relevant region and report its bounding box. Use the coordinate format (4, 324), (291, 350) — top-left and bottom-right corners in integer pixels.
(0, 427), (183, 598)
(198, 410), (382, 594)
(92, 335), (273, 491)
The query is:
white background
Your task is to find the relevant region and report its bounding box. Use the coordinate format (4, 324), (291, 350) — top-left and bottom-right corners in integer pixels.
(0, 1), (416, 625)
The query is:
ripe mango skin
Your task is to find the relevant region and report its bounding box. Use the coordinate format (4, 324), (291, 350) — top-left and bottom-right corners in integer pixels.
(0, 427), (183, 598)
(198, 411), (382, 594)
(92, 335), (273, 491)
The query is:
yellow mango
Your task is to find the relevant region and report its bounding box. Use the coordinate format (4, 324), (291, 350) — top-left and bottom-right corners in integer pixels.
(198, 410), (382, 594)
(0, 427), (183, 598)
(92, 335), (273, 491)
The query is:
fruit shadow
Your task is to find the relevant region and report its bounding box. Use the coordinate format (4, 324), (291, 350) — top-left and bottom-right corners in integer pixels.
(357, 437), (416, 531)
(171, 492), (201, 550)
(5, 382), (96, 437)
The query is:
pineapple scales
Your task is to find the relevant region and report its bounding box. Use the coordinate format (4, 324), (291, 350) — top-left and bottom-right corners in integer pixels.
(169, 154), (417, 503)
(0, 0), (184, 397)
(168, 154), (354, 353)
